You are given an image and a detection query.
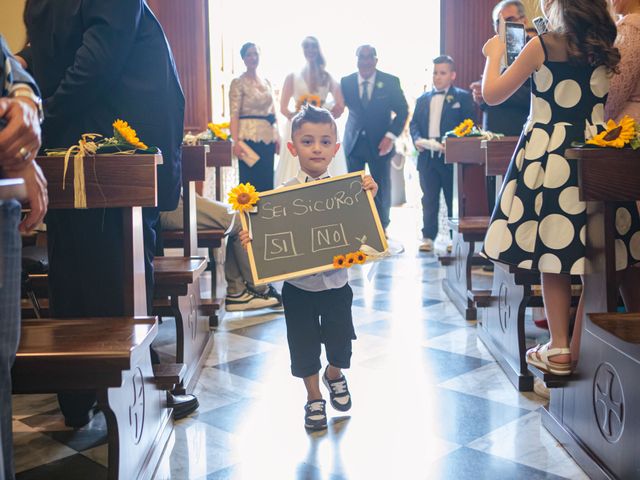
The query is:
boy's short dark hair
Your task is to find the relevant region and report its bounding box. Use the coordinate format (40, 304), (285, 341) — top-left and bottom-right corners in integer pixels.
(291, 104), (337, 137)
(433, 54), (456, 71)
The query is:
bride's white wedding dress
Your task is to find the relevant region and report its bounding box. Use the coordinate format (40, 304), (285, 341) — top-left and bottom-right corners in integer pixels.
(274, 71), (348, 185)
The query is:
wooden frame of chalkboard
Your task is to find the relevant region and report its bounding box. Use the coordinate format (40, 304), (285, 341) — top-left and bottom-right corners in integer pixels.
(240, 171), (388, 285)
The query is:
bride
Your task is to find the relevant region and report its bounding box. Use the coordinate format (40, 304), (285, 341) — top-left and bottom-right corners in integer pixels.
(275, 36), (347, 185)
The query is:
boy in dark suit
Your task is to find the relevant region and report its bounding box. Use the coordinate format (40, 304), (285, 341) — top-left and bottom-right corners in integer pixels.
(410, 55), (474, 252)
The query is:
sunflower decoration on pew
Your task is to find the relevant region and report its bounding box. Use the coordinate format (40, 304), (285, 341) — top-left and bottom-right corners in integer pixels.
(586, 115), (639, 149)
(207, 122), (231, 141)
(444, 118), (503, 141)
(228, 182), (260, 212)
(452, 118), (476, 137)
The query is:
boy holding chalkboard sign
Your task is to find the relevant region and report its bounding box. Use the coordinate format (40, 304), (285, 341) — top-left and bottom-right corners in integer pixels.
(241, 105), (378, 431)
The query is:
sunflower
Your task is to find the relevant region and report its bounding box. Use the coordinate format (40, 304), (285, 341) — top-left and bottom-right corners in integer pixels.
(345, 252), (357, 267)
(208, 122), (230, 141)
(228, 183), (259, 212)
(333, 254), (347, 269)
(453, 119), (475, 137)
(113, 119), (148, 149)
(355, 251), (367, 264)
(296, 94), (323, 111)
(586, 116), (637, 148)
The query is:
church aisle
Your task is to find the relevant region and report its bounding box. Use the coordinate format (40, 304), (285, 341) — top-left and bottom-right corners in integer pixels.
(12, 206), (587, 480)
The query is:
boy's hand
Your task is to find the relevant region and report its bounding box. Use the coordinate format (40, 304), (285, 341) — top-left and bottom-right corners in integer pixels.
(362, 175), (378, 198)
(239, 229), (252, 249)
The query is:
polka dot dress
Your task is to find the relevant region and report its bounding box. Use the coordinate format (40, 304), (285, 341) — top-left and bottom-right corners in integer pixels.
(483, 38), (640, 274)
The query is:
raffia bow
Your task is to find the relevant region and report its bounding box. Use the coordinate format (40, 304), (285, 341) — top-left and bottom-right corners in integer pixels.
(62, 133), (102, 208)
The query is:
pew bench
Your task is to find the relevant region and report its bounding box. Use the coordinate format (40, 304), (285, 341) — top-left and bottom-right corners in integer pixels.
(152, 145), (216, 394)
(440, 216), (491, 320)
(440, 137), (493, 321)
(13, 317), (173, 480)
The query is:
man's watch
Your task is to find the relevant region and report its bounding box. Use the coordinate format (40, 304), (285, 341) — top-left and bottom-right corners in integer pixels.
(10, 87), (44, 124)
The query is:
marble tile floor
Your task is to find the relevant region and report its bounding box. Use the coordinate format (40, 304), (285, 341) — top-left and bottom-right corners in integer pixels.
(11, 206), (588, 479)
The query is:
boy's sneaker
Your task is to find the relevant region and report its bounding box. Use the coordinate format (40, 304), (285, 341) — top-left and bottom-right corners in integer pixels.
(322, 368), (352, 412)
(304, 399), (327, 431)
(248, 284), (284, 311)
(225, 289), (280, 312)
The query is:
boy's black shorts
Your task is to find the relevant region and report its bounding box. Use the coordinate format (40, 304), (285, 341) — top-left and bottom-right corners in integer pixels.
(282, 282), (356, 378)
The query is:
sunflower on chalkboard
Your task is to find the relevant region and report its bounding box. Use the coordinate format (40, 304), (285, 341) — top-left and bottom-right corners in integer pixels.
(228, 182), (260, 212)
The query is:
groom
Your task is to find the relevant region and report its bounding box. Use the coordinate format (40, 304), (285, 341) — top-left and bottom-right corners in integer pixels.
(341, 45), (408, 231)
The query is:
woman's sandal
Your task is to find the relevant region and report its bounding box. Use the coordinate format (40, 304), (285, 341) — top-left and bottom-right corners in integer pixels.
(526, 343), (572, 376)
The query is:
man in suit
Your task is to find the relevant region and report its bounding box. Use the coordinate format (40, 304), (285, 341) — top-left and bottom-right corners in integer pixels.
(341, 45), (408, 232)
(410, 55), (474, 252)
(469, 0), (532, 212)
(23, 0), (197, 426)
(0, 34), (47, 480)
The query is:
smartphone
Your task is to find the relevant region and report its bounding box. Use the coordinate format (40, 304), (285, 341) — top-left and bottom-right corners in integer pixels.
(505, 22), (526, 66)
(533, 16), (549, 35)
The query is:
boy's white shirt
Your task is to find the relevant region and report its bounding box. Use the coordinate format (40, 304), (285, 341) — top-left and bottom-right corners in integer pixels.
(280, 169), (349, 292)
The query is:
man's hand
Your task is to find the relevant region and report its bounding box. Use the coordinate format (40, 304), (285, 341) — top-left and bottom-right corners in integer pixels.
(5, 161), (48, 232)
(470, 80), (483, 104)
(362, 174), (378, 198)
(378, 136), (394, 156)
(415, 138), (445, 153)
(0, 97), (41, 172)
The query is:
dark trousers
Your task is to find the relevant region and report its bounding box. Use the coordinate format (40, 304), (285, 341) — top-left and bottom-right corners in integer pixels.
(239, 140), (275, 192)
(418, 154), (453, 240)
(282, 282), (355, 378)
(0, 201), (21, 480)
(49, 207), (160, 420)
(346, 135), (392, 229)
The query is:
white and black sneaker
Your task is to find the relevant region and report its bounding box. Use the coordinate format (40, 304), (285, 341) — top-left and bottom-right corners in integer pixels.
(225, 289), (280, 312)
(248, 285), (284, 311)
(322, 367), (352, 412)
(304, 399), (327, 431)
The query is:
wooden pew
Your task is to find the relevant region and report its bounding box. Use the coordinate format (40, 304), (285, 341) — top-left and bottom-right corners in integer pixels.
(440, 136), (492, 320)
(12, 154), (174, 480)
(160, 145), (225, 327)
(203, 140), (232, 201)
(477, 137), (537, 391)
(153, 145), (214, 394)
(541, 148), (640, 479)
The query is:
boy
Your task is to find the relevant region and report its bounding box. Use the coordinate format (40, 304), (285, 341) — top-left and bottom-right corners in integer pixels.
(409, 55), (474, 252)
(241, 105), (378, 430)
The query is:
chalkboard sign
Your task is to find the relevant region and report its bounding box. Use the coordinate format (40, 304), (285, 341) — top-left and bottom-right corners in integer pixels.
(241, 171), (387, 285)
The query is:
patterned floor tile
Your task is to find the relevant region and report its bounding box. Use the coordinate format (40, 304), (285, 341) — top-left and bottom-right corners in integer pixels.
(467, 411), (590, 479)
(428, 447), (569, 479)
(438, 363), (545, 411)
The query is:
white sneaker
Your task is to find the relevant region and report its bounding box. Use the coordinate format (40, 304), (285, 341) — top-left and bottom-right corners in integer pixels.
(419, 238), (434, 252)
(225, 290), (280, 312)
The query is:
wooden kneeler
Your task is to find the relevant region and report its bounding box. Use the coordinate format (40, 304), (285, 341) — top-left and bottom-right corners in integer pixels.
(13, 154), (174, 480)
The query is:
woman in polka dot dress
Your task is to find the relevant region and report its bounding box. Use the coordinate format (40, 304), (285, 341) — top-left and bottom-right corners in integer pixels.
(481, 0), (640, 375)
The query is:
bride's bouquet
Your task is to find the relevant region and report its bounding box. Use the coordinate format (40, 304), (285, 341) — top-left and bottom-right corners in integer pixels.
(295, 94), (322, 112)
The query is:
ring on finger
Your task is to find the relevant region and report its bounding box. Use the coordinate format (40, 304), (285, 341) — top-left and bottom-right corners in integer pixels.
(18, 146), (30, 161)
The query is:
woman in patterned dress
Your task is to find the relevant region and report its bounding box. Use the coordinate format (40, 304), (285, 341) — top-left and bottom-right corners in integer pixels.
(481, 0), (640, 375)
(229, 43), (280, 192)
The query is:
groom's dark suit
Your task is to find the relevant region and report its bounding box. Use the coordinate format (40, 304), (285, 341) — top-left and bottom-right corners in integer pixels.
(341, 70), (408, 229)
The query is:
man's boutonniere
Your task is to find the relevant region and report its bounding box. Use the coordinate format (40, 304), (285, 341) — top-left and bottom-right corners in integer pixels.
(445, 94), (455, 103)
(376, 81), (384, 89)
(586, 115), (639, 149)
